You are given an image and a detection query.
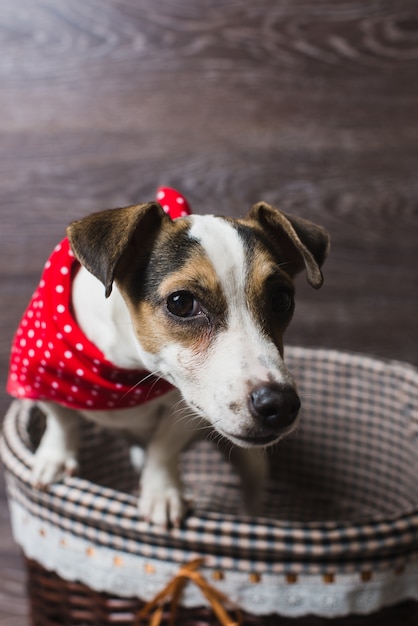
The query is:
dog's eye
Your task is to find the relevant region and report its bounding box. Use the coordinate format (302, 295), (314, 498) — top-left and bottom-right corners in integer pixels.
(166, 291), (202, 318)
(271, 289), (293, 314)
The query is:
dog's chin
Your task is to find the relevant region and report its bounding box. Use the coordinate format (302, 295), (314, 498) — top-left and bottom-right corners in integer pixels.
(218, 429), (283, 449)
(217, 417), (300, 449)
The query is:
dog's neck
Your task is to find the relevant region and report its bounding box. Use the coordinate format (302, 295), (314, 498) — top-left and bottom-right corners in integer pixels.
(72, 266), (145, 370)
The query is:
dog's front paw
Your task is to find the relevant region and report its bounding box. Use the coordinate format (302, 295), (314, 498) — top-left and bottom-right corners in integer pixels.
(32, 446), (79, 488)
(138, 470), (185, 528)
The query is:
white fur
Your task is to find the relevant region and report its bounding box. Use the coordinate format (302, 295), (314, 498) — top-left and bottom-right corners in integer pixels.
(72, 268), (142, 369)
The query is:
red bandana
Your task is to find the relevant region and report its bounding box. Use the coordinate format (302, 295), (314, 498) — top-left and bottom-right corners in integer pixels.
(7, 188), (191, 411)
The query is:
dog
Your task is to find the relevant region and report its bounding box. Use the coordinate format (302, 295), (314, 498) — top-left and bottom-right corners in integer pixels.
(7, 187), (329, 527)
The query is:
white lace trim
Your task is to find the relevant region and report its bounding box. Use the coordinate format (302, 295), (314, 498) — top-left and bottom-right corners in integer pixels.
(9, 499), (418, 618)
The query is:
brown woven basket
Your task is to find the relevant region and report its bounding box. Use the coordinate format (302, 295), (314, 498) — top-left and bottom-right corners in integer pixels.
(23, 558), (418, 626)
(3, 348), (418, 625)
(26, 557), (272, 625)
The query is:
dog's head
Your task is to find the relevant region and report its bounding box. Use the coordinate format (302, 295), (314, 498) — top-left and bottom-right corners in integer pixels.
(67, 200), (330, 448)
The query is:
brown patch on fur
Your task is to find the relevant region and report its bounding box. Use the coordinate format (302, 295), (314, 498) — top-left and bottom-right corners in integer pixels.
(119, 231), (228, 356)
(157, 254), (226, 309)
(127, 299), (169, 355)
(127, 297), (215, 358)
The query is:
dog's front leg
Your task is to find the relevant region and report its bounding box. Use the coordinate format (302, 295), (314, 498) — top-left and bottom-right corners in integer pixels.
(138, 412), (195, 528)
(231, 448), (269, 516)
(33, 401), (80, 487)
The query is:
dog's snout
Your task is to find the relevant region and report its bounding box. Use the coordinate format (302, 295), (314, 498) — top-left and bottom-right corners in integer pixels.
(249, 383), (300, 431)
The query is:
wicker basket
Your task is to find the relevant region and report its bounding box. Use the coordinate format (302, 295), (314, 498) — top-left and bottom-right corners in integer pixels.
(2, 347), (418, 625)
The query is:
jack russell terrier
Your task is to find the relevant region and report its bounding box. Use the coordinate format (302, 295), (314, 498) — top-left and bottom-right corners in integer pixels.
(7, 187), (329, 527)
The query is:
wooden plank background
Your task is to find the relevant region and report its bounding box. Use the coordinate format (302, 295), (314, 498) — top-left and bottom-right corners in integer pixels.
(0, 0), (417, 624)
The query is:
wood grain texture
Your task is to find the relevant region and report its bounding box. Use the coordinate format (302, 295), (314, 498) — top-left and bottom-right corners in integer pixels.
(1, 1), (417, 624)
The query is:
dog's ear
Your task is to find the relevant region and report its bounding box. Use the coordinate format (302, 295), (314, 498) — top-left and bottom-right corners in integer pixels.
(248, 202), (330, 289)
(67, 202), (168, 297)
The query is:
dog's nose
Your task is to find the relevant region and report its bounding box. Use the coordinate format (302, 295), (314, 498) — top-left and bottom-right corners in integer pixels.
(249, 383), (300, 431)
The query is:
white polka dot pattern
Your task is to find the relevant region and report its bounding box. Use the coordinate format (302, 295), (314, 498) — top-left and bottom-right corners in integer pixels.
(156, 186), (192, 219)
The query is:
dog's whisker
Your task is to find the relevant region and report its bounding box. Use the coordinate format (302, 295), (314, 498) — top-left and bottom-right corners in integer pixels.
(172, 410), (199, 424)
(170, 399), (191, 415)
(121, 370), (166, 401)
(173, 412), (209, 432)
(121, 374), (156, 397)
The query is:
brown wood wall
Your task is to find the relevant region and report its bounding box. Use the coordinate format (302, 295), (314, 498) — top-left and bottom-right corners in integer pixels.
(1, 1), (417, 624)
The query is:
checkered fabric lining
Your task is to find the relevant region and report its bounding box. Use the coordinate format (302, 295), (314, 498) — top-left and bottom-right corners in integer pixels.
(2, 347), (418, 576)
